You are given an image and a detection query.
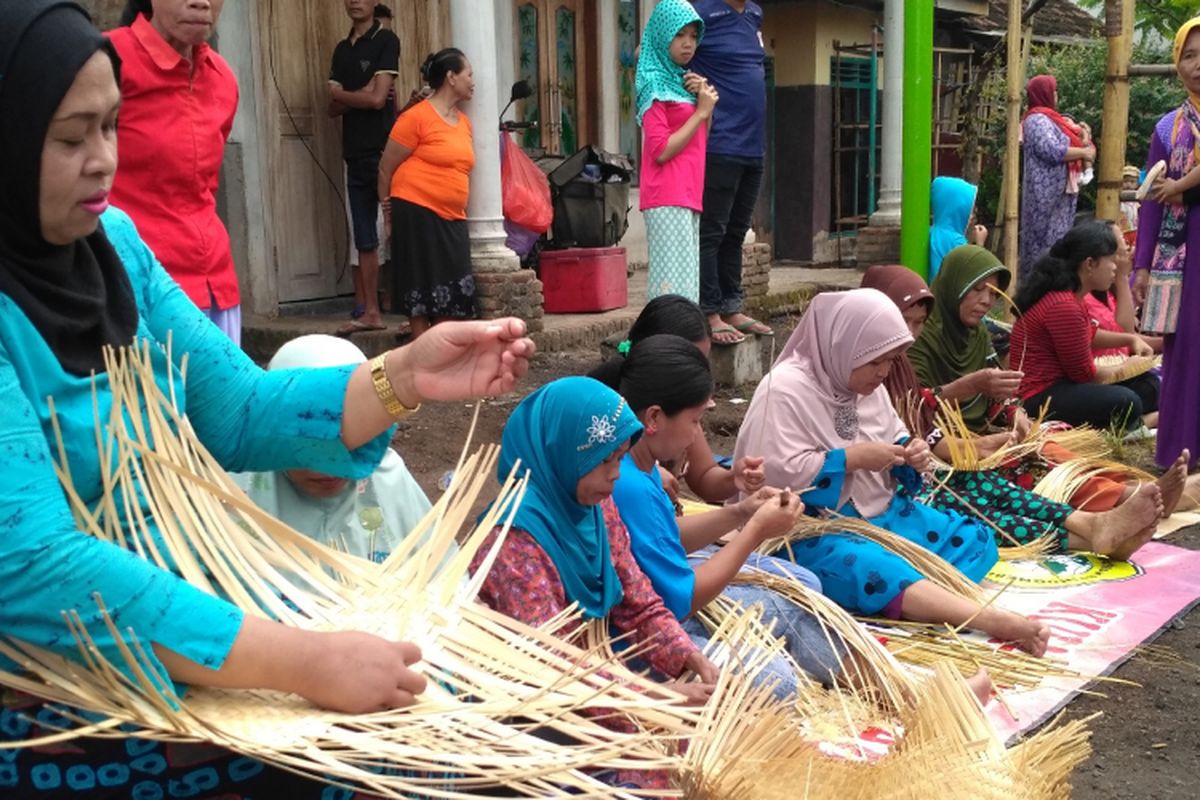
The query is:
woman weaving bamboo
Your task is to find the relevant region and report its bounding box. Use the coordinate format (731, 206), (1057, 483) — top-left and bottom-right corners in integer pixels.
(909, 244), (1188, 518)
(470, 376), (720, 791)
(734, 289), (1050, 655)
(862, 264), (1162, 559)
(0, 2), (535, 792)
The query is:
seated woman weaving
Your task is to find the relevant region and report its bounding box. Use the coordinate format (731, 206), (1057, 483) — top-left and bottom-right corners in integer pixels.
(735, 289), (1050, 656)
(469, 377), (719, 792)
(1011, 220), (1162, 434)
(608, 334), (843, 698)
(0, 3), (535, 790)
(862, 264), (1163, 560)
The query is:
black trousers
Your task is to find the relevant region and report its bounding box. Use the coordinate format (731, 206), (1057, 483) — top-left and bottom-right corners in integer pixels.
(1024, 372), (1160, 432)
(698, 154), (763, 316)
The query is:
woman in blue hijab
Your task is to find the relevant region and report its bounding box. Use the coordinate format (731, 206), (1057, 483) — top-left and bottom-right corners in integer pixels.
(929, 176), (988, 280)
(470, 376), (718, 791)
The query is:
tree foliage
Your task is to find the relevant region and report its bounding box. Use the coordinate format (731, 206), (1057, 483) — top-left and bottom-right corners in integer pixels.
(1076, 0), (1196, 42)
(973, 38), (1184, 223)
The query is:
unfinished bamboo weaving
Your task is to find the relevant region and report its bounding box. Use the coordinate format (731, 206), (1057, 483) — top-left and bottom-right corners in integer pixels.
(0, 343), (1098, 798)
(1094, 354), (1161, 385)
(0, 343), (704, 798)
(677, 609), (1093, 800)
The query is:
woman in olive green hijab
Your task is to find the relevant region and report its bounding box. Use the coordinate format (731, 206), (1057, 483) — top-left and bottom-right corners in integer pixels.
(908, 244), (1027, 434)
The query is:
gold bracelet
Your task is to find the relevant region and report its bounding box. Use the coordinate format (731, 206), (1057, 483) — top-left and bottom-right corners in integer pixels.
(370, 352), (420, 419)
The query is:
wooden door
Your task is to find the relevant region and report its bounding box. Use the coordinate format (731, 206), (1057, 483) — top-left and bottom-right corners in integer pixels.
(513, 0), (590, 156)
(257, 0), (450, 305)
(258, 0), (350, 303)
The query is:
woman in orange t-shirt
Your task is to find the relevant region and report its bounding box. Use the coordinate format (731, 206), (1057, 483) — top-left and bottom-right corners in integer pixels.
(378, 48), (477, 337)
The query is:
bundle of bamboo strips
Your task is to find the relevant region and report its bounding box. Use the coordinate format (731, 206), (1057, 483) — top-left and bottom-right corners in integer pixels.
(699, 570), (915, 714)
(931, 400), (1045, 473)
(3, 343), (704, 798)
(856, 618), (1122, 692)
(711, 569), (1083, 692)
(1040, 426), (1112, 462)
(1034, 459), (1153, 506)
(756, 514), (985, 602)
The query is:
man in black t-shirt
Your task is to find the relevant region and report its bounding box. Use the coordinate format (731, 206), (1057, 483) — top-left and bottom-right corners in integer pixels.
(329, 0), (399, 333)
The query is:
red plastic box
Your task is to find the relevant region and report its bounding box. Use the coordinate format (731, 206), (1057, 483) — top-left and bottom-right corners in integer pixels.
(540, 246), (629, 313)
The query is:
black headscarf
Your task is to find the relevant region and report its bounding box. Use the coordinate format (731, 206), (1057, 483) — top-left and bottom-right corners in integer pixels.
(0, 0), (137, 375)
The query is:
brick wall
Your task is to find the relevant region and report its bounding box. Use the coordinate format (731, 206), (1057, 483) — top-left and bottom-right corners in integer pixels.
(855, 225), (902, 268)
(474, 269), (545, 333)
(742, 242), (772, 301)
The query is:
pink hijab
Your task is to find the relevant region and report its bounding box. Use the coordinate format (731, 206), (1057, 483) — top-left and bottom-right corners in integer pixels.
(734, 289), (913, 518)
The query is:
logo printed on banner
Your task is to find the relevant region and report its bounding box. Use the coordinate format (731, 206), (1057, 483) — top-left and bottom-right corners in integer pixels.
(985, 552), (1144, 589)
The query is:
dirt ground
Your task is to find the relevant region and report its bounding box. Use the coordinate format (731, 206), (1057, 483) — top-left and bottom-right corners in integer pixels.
(392, 313), (1200, 799)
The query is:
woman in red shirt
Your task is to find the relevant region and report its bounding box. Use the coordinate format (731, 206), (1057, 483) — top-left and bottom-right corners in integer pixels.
(1011, 220), (1159, 432)
(108, 0), (241, 343)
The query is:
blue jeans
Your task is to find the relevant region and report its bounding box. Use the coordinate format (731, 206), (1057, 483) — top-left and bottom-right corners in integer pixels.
(682, 549), (844, 700)
(699, 154), (764, 315)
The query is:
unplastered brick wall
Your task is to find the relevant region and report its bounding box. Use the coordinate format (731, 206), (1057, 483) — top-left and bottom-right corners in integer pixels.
(742, 243), (772, 300)
(474, 270), (545, 333)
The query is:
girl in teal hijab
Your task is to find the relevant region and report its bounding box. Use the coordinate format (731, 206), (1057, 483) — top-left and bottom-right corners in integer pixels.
(929, 176), (988, 280)
(636, 0), (716, 304)
(635, 0), (704, 123)
(498, 376), (643, 618)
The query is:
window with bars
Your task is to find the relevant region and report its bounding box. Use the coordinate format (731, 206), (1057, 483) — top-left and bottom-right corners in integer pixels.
(831, 54), (881, 234)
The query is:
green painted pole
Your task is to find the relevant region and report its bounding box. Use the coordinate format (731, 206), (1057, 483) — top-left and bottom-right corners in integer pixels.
(899, 0), (934, 279)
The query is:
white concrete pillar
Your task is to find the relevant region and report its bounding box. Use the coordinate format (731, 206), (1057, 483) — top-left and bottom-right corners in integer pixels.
(870, 0), (903, 227)
(452, 0), (519, 269)
(597, 0), (620, 152)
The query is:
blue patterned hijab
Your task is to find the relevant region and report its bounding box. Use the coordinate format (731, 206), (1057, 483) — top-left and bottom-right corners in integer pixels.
(499, 377), (643, 618)
(635, 0), (704, 123)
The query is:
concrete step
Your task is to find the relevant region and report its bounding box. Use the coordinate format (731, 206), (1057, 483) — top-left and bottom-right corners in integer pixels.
(241, 264), (864, 365)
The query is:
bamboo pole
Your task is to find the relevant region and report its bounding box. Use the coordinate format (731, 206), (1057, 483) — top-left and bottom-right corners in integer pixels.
(1096, 0), (1135, 221)
(1002, 0), (1023, 284)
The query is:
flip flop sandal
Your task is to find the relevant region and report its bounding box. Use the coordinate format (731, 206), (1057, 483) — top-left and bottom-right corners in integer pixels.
(335, 320), (388, 337)
(731, 318), (773, 336)
(710, 324), (746, 345)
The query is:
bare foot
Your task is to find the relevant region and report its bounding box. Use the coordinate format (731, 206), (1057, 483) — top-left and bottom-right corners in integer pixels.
(1108, 522), (1157, 562)
(975, 607), (1051, 657)
(1176, 473), (1200, 513)
(965, 668), (993, 706)
(1072, 481), (1163, 555)
(1157, 450), (1190, 517)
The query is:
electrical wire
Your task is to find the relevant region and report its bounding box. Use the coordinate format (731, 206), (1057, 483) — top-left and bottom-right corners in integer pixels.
(266, 0), (353, 286)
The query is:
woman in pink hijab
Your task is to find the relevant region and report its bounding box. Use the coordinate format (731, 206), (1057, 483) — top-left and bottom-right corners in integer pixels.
(734, 289), (1049, 656)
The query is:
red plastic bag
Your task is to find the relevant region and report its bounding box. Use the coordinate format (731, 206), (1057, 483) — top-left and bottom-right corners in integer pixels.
(501, 134), (553, 234)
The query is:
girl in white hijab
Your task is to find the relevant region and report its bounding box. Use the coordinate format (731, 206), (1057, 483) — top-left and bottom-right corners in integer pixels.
(236, 335), (433, 562)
